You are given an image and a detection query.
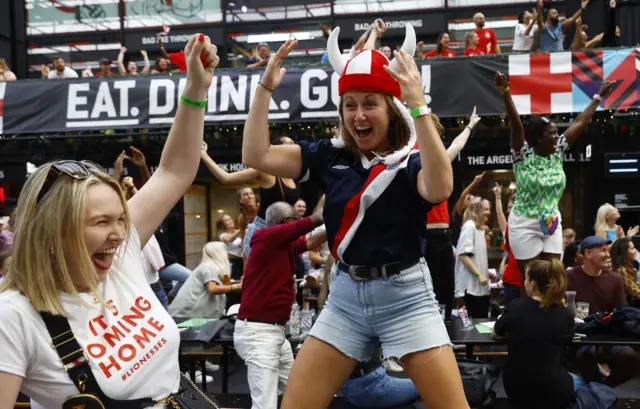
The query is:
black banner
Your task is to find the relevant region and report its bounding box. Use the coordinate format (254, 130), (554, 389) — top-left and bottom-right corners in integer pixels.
(1, 49), (638, 134)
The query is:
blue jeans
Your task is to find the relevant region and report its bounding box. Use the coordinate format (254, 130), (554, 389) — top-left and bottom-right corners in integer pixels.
(243, 216), (267, 260)
(341, 367), (420, 409)
(160, 263), (191, 297)
(152, 283), (169, 310)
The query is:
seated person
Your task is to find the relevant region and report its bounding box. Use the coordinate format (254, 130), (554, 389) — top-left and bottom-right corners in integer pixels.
(234, 202), (326, 409)
(610, 238), (640, 307)
(494, 259), (579, 409)
(321, 256), (421, 409)
(568, 236), (640, 387)
(168, 241), (241, 318)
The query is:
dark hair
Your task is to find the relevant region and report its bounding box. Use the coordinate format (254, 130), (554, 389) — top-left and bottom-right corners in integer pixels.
(51, 56), (63, 62)
(436, 32), (448, 54)
(562, 242), (581, 269)
(517, 11), (526, 24)
(527, 259), (567, 308)
(611, 238), (635, 271)
(524, 117), (552, 147)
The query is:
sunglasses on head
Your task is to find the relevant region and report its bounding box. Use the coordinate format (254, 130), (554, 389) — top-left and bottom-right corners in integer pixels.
(37, 160), (105, 204)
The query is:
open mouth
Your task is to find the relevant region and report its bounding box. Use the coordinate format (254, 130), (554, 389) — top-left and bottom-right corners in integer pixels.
(355, 126), (373, 139)
(91, 247), (118, 271)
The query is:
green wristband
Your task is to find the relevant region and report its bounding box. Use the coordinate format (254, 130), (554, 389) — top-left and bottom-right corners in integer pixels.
(180, 95), (207, 109)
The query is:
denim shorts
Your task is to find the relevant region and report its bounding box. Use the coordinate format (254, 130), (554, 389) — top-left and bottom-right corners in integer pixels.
(309, 258), (451, 361)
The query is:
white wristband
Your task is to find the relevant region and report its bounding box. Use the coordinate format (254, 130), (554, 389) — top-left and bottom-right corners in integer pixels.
(593, 94), (602, 102)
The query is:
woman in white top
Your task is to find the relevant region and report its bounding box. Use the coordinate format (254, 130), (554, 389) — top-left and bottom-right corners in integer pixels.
(512, 9), (538, 52)
(0, 34), (219, 409)
(454, 197), (496, 318)
(169, 242), (241, 318)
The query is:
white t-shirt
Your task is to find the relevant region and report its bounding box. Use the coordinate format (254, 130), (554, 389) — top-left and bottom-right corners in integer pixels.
(513, 23), (538, 51)
(454, 220), (490, 298)
(220, 233), (243, 258)
(47, 67), (79, 79)
(0, 227), (180, 409)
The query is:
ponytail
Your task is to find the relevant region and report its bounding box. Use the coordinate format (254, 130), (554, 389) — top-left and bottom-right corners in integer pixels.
(318, 255), (335, 311)
(527, 259), (567, 309)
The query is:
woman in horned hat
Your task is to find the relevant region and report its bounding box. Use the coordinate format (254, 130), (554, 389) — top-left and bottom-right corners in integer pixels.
(242, 22), (469, 409)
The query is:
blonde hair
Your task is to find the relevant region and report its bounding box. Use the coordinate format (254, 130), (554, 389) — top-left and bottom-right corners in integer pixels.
(594, 203), (617, 232)
(338, 95), (417, 158)
(463, 197), (489, 226)
(0, 58), (8, 71)
(318, 255), (335, 310)
(201, 241), (231, 280)
(0, 163), (129, 315)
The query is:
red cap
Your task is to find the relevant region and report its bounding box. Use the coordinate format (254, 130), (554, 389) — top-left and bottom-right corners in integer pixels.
(338, 49), (401, 100)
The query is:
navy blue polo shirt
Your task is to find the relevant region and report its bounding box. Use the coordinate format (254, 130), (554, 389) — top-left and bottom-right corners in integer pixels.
(297, 139), (433, 266)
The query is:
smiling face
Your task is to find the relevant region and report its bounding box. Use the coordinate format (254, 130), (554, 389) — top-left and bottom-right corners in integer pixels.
(221, 214), (235, 230)
(473, 13), (486, 28)
(127, 61), (137, 74)
(627, 241), (638, 263)
(341, 92), (393, 154)
(294, 199), (307, 217)
(607, 208), (621, 225)
(584, 245), (610, 271)
(535, 123), (560, 156)
(257, 45), (270, 59)
(440, 33), (450, 49)
(381, 46), (392, 59)
(64, 183), (127, 286)
(238, 187), (256, 209)
(479, 200), (491, 225)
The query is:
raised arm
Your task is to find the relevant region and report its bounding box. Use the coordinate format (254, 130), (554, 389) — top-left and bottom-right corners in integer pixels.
(447, 106), (480, 162)
(453, 172), (485, 217)
(364, 19), (387, 50)
(113, 151), (126, 180)
(157, 35), (170, 59)
(117, 47), (127, 76)
(221, 229), (241, 243)
(495, 72), (525, 151)
(536, 0), (545, 32)
(141, 50), (150, 74)
(127, 146), (151, 184)
(525, 10), (538, 36)
(492, 182), (507, 234)
(563, 0), (588, 30)
(128, 34), (219, 246)
(201, 144), (262, 184)
(585, 33), (604, 49)
(384, 51), (452, 203)
(242, 40), (304, 179)
(563, 80), (615, 146)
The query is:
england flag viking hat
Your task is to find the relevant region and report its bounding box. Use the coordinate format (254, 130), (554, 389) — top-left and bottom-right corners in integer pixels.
(327, 24), (418, 166)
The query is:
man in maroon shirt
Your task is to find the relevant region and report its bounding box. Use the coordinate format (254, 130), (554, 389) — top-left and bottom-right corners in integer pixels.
(568, 236), (639, 387)
(234, 202), (326, 409)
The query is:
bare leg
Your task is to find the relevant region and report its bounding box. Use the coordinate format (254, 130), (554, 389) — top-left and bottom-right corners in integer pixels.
(402, 346), (470, 409)
(280, 336), (357, 409)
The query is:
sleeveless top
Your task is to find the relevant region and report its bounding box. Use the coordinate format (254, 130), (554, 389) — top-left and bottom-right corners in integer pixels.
(257, 177), (300, 219)
(427, 200), (450, 225)
(220, 233), (243, 258)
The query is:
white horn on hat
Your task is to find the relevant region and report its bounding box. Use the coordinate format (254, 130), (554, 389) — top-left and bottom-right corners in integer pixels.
(389, 24), (417, 73)
(327, 27), (347, 76)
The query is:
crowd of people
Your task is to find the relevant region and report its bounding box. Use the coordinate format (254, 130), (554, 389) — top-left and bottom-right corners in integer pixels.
(0, 13), (639, 409)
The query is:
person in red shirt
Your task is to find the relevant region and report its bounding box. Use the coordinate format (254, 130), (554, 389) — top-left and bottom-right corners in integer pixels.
(94, 58), (113, 77)
(463, 32), (485, 56)
(157, 35), (187, 72)
(473, 13), (501, 55)
(235, 202), (326, 409)
(424, 33), (457, 58)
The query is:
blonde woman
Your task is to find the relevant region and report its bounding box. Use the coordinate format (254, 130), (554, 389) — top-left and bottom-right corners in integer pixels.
(594, 203), (639, 242)
(0, 34), (219, 408)
(169, 242), (240, 318)
(454, 197), (495, 318)
(0, 58), (17, 81)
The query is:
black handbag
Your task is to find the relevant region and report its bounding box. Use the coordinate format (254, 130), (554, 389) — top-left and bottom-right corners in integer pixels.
(40, 312), (221, 409)
(457, 359), (500, 408)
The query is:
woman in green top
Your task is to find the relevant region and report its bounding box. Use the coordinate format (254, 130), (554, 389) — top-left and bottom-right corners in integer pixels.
(494, 71), (614, 278)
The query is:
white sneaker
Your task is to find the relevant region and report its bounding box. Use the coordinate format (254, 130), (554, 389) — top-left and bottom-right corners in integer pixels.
(205, 361), (220, 372)
(187, 370), (214, 384)
(383, 358), (404, 373)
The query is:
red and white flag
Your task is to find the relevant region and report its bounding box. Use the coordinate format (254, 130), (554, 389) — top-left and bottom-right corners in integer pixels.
(509, 53), (573, 115)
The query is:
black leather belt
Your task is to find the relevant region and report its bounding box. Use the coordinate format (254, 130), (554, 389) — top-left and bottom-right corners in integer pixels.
(337, 258), (420, 281)
(244, 318), (288, 327)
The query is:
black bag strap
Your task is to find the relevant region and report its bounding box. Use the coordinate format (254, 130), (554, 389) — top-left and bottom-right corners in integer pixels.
(40, 312), (155, 409)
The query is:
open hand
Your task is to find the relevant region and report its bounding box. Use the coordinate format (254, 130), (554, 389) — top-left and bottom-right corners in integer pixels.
(140, 50), (148, 57)
(383, 50), (425, 109)
(261, 40), (297, 90)
(627, 225), (639, 238)
(184, 33), (219, 92)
